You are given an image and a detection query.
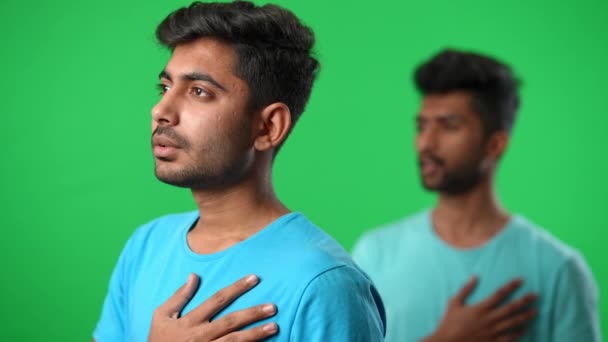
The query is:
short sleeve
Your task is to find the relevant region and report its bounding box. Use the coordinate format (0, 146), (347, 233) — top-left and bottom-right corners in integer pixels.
(289, 265), (386, 341)
(551, 253), (601, 341)
(93, 236), (135, 342)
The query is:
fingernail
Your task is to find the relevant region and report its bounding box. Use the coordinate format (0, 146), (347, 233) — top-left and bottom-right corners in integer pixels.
(263, 322), (277, 333)
(263, 304), (276, 314)
(246, 274), (258, 285)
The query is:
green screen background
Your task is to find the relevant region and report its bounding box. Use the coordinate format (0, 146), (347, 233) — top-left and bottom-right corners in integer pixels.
(1, 0), (606, 340)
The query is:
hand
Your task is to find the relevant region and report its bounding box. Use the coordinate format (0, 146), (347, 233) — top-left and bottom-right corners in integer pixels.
(425, 276), (537, 342)
(148, 273), (278, 342)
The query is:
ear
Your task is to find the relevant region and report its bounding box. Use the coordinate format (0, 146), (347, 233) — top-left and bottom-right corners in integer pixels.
(253, 102), (292, 152)
(485, 131), (510, 161)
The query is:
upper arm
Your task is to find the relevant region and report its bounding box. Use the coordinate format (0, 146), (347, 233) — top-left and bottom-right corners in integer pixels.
(551, 253), (601, 341)
(289, 266), (386, 341)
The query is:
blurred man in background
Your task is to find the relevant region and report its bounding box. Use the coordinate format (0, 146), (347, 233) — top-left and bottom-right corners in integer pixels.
(353, 49), (600, 341)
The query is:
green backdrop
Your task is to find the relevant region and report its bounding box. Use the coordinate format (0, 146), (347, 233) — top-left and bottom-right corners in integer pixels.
(1, 0), (606, 340)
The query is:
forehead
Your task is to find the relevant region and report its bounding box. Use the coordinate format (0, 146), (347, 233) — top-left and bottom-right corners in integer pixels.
(418, 91), (477, 119)
(163, 37), (240, 83)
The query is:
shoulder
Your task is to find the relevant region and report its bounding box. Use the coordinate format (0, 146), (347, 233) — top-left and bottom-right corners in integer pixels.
(304, 263), (380, 297)
(277, 213), (361, 271)
(270, 213), (376, 287)
(131, 210), (197, 239)
(352, 210), (428, 264)
(506, 215), (598, 289)
(356, 210), (429, 247)
(509, 215), (584, 265)
(120, 210), (198, 257)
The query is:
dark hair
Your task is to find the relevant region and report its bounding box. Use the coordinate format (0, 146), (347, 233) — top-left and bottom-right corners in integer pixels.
(156, 1), (320, 153)
(414, 49), (520, 135)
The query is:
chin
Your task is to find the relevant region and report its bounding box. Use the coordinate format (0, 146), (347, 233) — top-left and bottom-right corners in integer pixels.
(421, 176), (442, 190)
(154, 166), (184, 184)
(421, 182), (440, 191)
(154, 173), (194, 188)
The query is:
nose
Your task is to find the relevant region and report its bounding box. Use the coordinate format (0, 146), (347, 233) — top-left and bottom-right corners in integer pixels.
(151, 92), (179, 127)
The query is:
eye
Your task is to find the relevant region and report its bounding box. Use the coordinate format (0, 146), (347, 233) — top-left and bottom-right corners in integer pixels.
(192, 87), (210, 97)
(158, 83), (170, 95)
(443, 120), (460, 130)
(415, 120), (426, 133)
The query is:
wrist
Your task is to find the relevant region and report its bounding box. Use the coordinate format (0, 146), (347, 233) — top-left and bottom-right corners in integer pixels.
(423, 330), (451, 342)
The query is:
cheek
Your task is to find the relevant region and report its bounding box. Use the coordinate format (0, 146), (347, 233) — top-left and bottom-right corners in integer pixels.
(181, 97), (250, 147)
(190, 111), (243, 149)
(414, 136), (423, 151)
(172, 110), (212, 151)
(211, 111), (243, 139)
(439, 133), (476, 160)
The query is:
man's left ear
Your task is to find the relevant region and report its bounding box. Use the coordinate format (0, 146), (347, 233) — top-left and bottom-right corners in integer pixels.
(253, 102), (292, 152)
(486, 131), (510, 161)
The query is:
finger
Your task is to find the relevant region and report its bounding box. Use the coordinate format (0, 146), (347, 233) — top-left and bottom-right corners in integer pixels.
(156, 273), (200, 318)
(452, 276), (478, 305)
(488, 293), (537, 323)
(479, 278), (523, 310)
(494, 327), (527, 342)
(213, 322), (278, 342)
(186, 274), (259, 322)
(204, 303), (277, 340)
(491, 308), (537, 336)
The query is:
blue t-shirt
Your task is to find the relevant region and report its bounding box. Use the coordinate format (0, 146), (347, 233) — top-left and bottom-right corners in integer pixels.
(94, 211), (386, 341)
(352, 210), (600, 342)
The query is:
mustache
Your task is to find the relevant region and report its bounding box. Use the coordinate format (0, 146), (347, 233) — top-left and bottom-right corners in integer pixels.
(152, 126), (190, 149)
(418, 153), (444, 166)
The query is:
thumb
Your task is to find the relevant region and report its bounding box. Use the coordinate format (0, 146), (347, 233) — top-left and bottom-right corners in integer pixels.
(452, 275), (478, 305)
(157, 273), (200, 319)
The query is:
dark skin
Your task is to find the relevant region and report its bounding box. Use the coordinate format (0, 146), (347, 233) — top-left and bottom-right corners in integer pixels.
(151, 38), (292, 341)
(417, 91), (537, 342)
(94, 37), (293, 342)
(93, 274), (278, 342)
(151, 38), (291, 246)
(147, 274), (278, 342)
(415, 91), (510, 248)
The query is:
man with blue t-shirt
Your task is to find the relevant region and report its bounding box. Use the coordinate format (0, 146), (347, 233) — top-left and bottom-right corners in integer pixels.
(93, 2), (385, 341)
(353, 49), (600, 341)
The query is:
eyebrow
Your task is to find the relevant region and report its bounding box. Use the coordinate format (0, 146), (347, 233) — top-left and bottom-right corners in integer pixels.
(159, 70), (227, 92)
(416, 113), (463, 121)
(438, 114), (463, 122)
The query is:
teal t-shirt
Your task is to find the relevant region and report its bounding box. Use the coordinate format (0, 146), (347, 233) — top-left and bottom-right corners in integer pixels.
(94, 211), (386, 341)
(352, 210), (600, 342)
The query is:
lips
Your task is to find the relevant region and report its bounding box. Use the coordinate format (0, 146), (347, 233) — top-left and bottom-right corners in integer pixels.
(419, 155), (443, 177)
(152, 135), (181, 159)
(420, 161), (439, 177)
(152, 135), (181, 149)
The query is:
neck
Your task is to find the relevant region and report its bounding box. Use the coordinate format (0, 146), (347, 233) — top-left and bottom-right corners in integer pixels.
(432, 175), (510, 248)
(188, 163), (289, 253)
